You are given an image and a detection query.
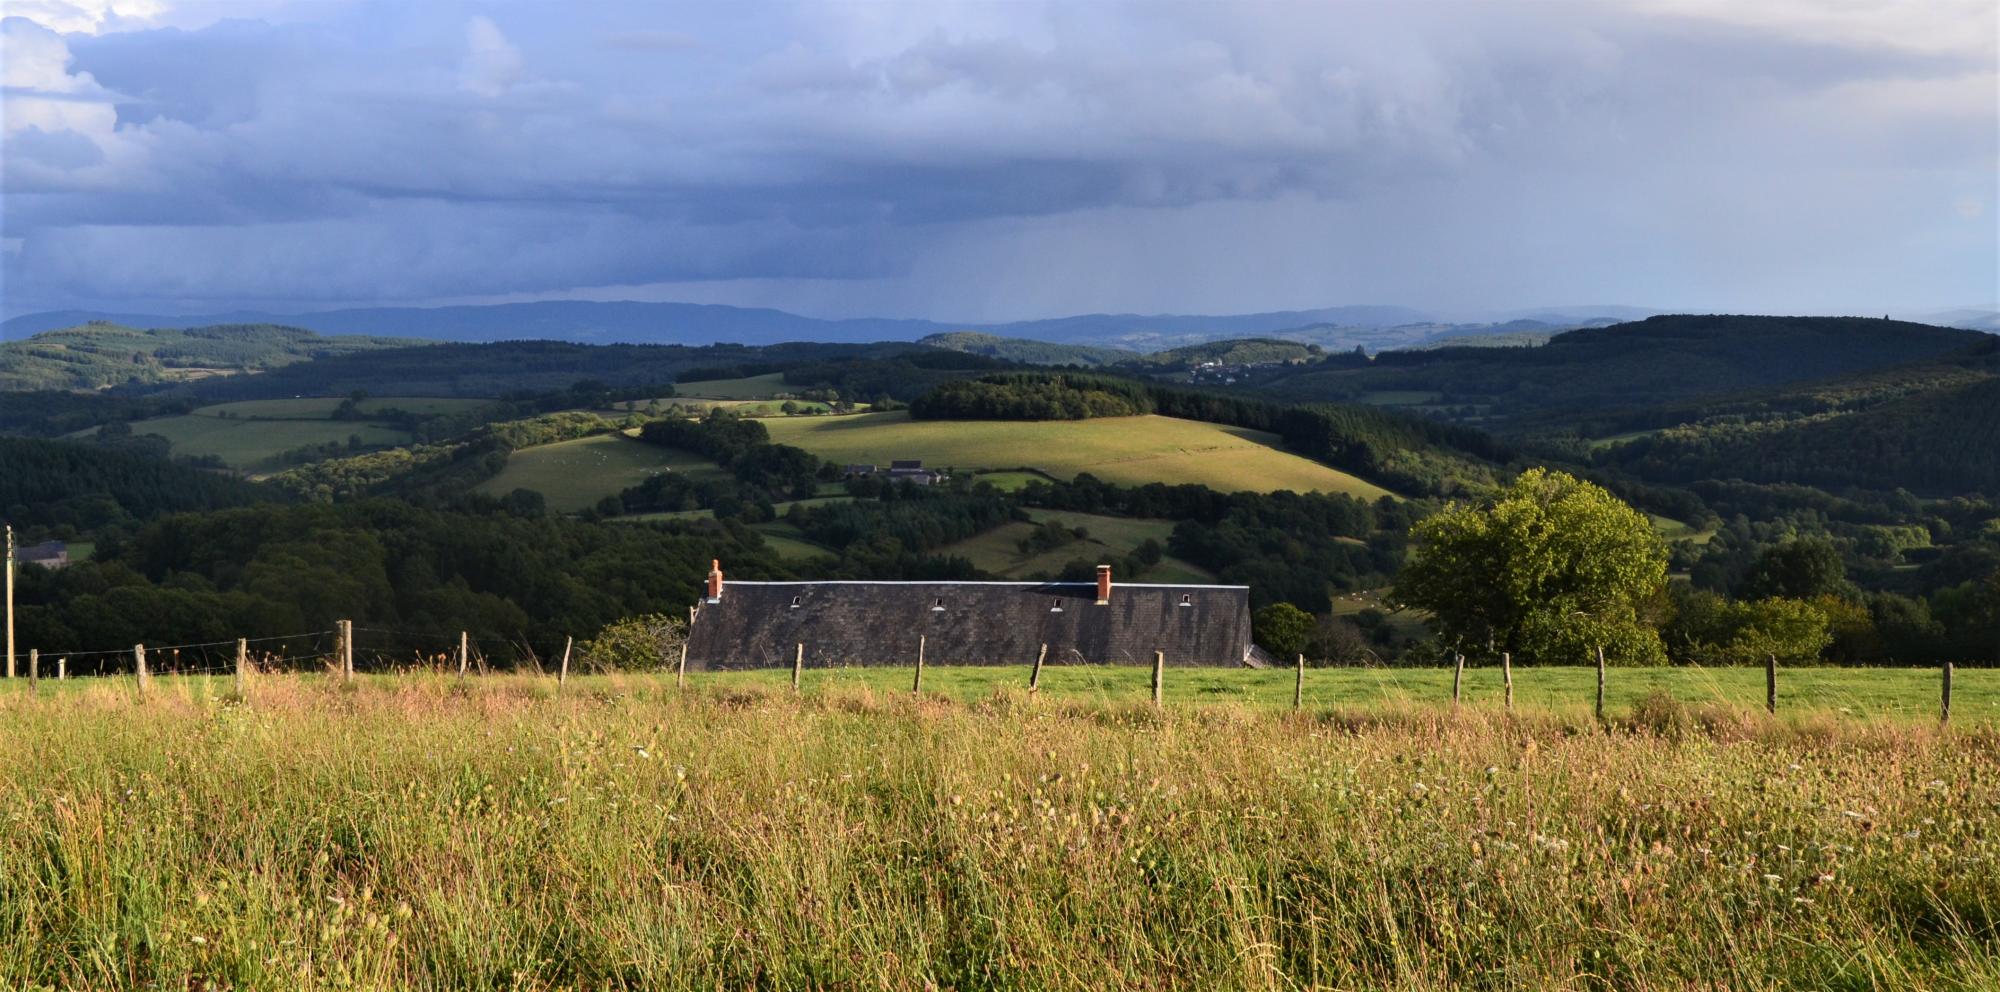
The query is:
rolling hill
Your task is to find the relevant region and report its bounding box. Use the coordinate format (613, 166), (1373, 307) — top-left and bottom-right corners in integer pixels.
(1259, 315), (1991, 427)
(0, 323), (425, 391)
(761, 410), (1397, 498)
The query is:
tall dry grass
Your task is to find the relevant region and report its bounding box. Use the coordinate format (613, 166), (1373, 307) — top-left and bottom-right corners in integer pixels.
(0, 674), (1993, 990)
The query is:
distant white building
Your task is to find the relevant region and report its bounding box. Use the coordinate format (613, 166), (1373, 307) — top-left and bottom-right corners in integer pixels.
(20, 541), (70, 570)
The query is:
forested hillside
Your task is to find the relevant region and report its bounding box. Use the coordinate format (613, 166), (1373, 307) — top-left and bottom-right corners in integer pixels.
(0, 323), (423, 391)
(1258, 315), (1988, 423)
(0, 438), (267, 535)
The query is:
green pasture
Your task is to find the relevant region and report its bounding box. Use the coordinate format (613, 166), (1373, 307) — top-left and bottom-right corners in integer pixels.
(763, 411), (1396, 497)
(89, 396), (490, 471)
(119, 415), (412, 471)
(195, 397), (489, 419)
(688, 664), (1992, 723)
(9, 666), (1984, 725)
(474, 434), (721, 512)
(672, 372), (791, 399)
(937, 509), (1213, 582)
(970, 469), (1054, 491)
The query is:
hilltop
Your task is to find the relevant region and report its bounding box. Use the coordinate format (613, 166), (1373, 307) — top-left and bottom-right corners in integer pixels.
(0, 322), (424, 392)
(1259, 314), (1990, 425)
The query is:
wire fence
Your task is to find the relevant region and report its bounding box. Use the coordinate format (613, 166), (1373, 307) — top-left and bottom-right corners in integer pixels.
(0, 627), (1970, 725)
(6, 624), (522, 680)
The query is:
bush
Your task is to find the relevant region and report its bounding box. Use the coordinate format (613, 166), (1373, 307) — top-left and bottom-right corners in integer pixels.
(579, 613), (686, 672)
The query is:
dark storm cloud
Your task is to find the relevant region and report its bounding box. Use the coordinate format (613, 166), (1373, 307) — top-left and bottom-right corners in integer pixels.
(1, 1), (1993, 318)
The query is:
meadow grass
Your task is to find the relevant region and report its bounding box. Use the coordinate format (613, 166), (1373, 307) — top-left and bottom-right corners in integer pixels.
(0, 671), (1994, 990)
(474, 434), (723, 512)
(762, 411), (1397, 497)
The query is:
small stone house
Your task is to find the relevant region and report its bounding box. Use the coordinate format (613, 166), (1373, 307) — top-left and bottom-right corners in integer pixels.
(683, 561), (1255, 669)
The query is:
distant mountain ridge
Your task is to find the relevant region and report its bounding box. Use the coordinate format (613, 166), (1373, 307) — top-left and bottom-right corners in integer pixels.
(3, 300), (1651, 352)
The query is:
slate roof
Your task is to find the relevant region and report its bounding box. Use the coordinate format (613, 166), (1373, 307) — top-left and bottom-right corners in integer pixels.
(684, 581), (1252, 669)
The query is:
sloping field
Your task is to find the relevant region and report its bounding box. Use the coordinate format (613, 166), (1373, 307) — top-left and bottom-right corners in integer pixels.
(87, 397), (490, 471)
(938, 510), (1214, 582)
(674, 372), (791, 399)
(475, 434), (722, 512)
(764, 412), (1395, 497)
(198, 397), (489, 418)
(114, 415), (413, 471)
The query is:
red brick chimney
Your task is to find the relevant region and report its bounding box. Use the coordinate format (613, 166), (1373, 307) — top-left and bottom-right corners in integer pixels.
(1095, 564), (1112, 604)
(706, 559), (724, 601)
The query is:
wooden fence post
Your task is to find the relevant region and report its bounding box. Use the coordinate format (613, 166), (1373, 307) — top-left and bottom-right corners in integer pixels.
(341, 620), (355, 681)
(1595, 645), (1606, 722)
(558, 636), (572, 691)
(912, 636), (925, 695)
(57, 656), (65, 680)
(792, 642), (804, 694)
(235, 638), (248, 699)
(1151, 650), (1165, 708)
(1293, 653), (1305, 710)
(1029, 643), (1047, 692)
(677, 640), (689, 690)
(134, 644), (149, 696)
(1452, 653), (1464, 706)
(457, 631), (469, 677)
(1766, 653), (1777, 715)
(1942, 661), (1953, 725)
(28, 649), (37, 692)
(1501, 652), (1513, 710)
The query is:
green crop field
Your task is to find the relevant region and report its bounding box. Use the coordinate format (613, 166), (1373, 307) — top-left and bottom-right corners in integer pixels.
(673, 372), (791, 399)
(0, 673), (1992, 990)
(937, 510), (1214, 582)
(475, 434), (722, 512)
(764, 412), (1396, 497)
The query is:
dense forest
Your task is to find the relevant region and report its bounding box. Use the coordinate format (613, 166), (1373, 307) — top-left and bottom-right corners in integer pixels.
(0, 438), (266, 536)
(910, 374), (1156, 420)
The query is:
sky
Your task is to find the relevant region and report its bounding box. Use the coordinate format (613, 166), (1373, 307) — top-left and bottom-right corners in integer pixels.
(2, 0), (1995, 323)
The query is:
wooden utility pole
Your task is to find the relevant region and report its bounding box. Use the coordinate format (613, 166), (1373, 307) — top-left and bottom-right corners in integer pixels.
(1452, 654), (1465, 706)
(4, 524), (14, 679)
(912, 636), (925, 694)
(1765, 654), (1778, 715)
(1501, 651), (1513, 710)
(558, 636), (572, 690)
(1595, 645), (1606, 723)
(1151, 650), (1165, 708)
(134, 644), (149, 696)
(1293, 653), (1305, 710)
(792, 642), (803, 693)
(1942, 661), (1953, 725)
(1029, 643), (1047, 692)
(234, 638), (248, 699)
(457, 631), (469, 676)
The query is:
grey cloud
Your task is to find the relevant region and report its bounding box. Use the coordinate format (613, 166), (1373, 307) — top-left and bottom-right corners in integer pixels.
(1, 1), (1992, 317)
